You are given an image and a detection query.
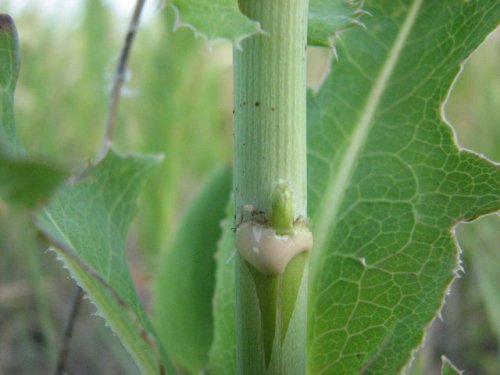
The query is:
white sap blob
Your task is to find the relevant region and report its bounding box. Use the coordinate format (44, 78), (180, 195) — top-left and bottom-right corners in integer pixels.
(235, 222), (313, 275)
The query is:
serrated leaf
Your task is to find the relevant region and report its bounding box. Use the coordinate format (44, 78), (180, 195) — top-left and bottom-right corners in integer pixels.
(307, 1), (500, 374)
(308, 0), (365, 46)
(441, 356), (462, 375)
(169, 0), (365, 47)
(170, 0), (260, 44)
(0, 14), (66, 208)
(35, 150), (175, 375)
(153, 166), (231, 375)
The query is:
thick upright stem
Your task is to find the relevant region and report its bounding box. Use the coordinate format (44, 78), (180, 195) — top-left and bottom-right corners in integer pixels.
(234, 0), (308, 217)
(233, 1), (309, 374)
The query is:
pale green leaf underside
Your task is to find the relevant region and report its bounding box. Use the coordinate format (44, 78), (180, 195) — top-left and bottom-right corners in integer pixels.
(35, 151), (175, 375)
(153, 167), (231, 375)
(307, 1), (500, 374)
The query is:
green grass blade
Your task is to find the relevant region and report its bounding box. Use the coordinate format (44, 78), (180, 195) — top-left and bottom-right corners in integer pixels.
(134, 11), (228, 256)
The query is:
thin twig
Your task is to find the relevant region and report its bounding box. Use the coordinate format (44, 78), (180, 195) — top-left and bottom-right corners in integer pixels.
(54, 286), (84, 375)
(99, 0), (147, 158)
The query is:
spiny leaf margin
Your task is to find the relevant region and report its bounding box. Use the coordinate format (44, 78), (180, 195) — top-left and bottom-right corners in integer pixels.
(308, 0), (366, 46)
(169, 0), (261, 48)
(168, 0), (367, 48)
(35, 150), (175, 375)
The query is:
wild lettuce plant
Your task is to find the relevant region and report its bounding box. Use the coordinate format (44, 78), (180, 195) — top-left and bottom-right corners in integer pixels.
(0, 1), (499, 374)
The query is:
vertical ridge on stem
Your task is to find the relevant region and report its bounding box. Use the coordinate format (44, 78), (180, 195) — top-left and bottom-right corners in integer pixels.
(233, 1), (309, 374)
(234, 0), (308, 218)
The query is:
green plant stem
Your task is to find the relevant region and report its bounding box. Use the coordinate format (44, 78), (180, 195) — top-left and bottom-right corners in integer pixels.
(233, 0), (308, 215)
(233, 0), (309, 373)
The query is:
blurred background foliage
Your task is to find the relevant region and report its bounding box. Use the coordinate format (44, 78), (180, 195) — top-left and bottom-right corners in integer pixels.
(0, 1), (498, 374)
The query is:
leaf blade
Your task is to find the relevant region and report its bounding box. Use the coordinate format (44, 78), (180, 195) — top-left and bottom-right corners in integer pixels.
(0, 13), (21, 155)
(307, 1), (500, 374)
(51, 245), (165, 375)
(0, 14), (66, 208)
(153, 166), (231, 375)
(207, 201), (237, 375)
(36, 150), (175, 375)
(170, 0), (260, 44)
(0, 155), (66, 208)
(169, 0), (367, 47)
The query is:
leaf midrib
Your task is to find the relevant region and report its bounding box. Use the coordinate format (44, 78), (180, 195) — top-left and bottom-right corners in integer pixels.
(310, 0), (424, 289)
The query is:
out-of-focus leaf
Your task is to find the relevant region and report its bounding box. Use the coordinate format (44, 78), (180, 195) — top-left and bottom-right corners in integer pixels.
(0, 13), (21, 155)
(441, 356), (462, 375)
(153, 166), (231, 375)
(136, 10), (230, 256)
(0, 152), (66, 208)
(0, 14), (66, 207)
(207, 201), (236, 375)
(308, 0), (365, 46)
(307, 1), (500, 374)
(35, 150), (175, 375)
